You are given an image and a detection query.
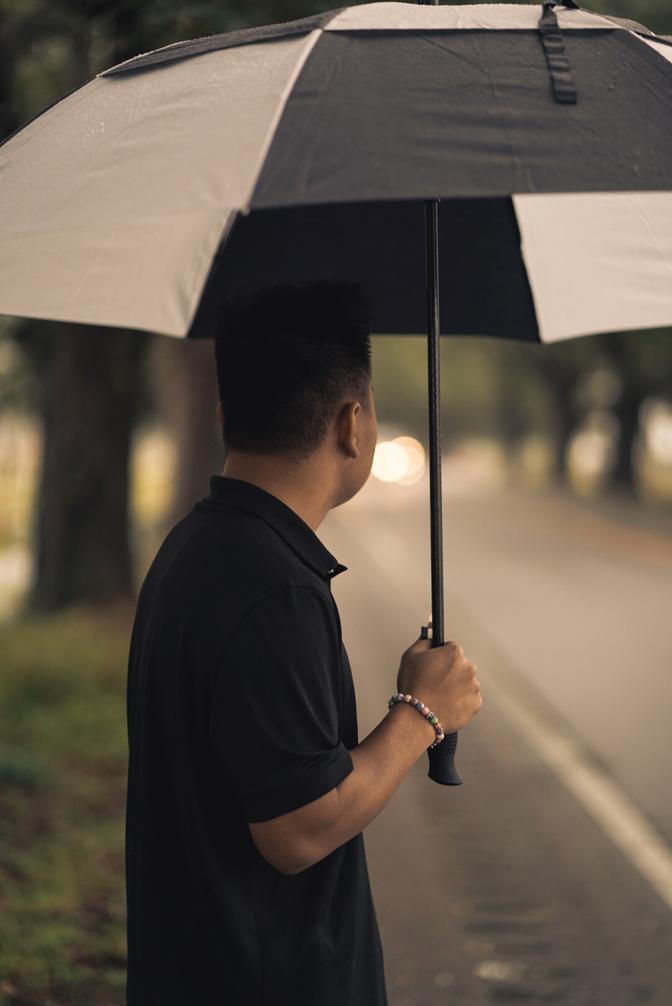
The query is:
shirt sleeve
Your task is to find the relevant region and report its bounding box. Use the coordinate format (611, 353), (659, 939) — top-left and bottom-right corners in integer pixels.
(208, 584), (354, 823)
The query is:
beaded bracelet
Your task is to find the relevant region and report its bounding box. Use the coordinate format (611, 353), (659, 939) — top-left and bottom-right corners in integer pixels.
(388, 692), (446, 748)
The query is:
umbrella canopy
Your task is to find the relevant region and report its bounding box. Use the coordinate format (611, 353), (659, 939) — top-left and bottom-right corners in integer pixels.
(1, 1), (671, 786)
(1, 2), (672, 342)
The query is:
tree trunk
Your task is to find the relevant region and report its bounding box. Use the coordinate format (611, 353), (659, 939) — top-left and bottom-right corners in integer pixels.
(611, 381), (642, 493)
(598, 336), (641, 495)
(153, 338), (223, 530)
(539, 365), (581, 485)
(492, 375), (530, 460)
(26, 323), (147, 613)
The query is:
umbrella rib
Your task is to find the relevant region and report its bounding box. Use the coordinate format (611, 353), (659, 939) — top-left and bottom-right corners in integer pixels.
(242, 29), (324, 215)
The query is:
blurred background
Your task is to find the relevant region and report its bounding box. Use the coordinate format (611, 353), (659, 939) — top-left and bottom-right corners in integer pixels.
(1, 1), (671, 1004)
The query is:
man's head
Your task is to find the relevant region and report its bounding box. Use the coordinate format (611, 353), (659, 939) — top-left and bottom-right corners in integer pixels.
(214, 280), (377, 508)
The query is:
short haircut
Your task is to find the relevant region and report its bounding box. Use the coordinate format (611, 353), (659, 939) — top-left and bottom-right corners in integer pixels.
(214, 280), (373, 460)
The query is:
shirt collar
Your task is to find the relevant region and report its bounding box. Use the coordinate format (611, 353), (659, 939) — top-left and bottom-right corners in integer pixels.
(204, 475), (348, 582)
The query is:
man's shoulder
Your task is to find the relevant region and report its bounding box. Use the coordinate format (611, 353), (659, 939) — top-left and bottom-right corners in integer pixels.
(144, 499), (328, 607)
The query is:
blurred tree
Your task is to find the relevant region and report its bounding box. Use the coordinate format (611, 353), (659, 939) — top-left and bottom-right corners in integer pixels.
(590, 0), (672, 32)
(24, 322), (148, 610)
(531, 339), (597, 484)
(1, 1), (157, 611)
(598, 330), (672, 491)
(152, 338), (222, 529)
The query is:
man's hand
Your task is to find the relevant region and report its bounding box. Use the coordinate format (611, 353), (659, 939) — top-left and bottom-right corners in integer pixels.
(396, 635), (483, 733)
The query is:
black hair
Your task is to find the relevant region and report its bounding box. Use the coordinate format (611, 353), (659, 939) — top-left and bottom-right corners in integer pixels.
(214, 280), (373, 461)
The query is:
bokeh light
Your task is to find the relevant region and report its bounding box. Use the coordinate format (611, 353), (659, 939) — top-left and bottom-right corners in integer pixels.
(371, 435), (426, 485)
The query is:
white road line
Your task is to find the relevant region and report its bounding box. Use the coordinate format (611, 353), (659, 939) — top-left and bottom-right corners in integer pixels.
(332, 506), (672, 914)
(485, 671), (672, 912)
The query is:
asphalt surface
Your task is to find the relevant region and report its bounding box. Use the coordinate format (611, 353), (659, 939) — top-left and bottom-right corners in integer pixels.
(320, 473), (672, 1006)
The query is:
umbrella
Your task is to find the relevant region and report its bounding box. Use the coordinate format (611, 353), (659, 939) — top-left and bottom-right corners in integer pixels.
(1, 1), (671, 787)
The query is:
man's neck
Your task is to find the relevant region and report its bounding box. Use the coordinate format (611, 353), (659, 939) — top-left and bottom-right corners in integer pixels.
(220, 453), (332, 531)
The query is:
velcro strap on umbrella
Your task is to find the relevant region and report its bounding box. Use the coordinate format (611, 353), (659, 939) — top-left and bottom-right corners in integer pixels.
(539, 1), (579, 105)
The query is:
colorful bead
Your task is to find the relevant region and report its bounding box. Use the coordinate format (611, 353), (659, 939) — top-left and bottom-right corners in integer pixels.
(388, 693), (444, 749)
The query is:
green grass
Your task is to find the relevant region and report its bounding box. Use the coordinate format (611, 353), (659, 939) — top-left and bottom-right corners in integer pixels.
(0, 608), (132, 1006)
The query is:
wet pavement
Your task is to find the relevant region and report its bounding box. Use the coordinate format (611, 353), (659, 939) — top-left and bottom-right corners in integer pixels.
(321, 477), (672, 1005)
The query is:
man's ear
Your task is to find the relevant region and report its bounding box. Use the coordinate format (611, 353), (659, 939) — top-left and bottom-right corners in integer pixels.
(336, 400), (360, 459)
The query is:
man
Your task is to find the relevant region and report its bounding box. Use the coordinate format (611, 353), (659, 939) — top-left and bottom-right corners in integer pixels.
(125, 280), (482, 1006)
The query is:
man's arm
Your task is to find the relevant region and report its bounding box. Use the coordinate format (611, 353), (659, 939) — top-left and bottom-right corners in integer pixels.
(249, 701), (434, 875)
(250, 634), (483, 875)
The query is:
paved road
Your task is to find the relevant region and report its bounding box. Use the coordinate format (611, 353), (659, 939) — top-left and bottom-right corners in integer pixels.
(320, 473), (672, 1005)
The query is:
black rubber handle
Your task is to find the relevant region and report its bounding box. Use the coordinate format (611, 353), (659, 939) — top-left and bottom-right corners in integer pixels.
(421, 622), (463, 786)
(428, 727), (462, 786)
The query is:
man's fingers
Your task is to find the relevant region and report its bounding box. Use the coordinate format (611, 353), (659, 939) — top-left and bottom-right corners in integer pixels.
(408, 635), (432, 655)
(443, 640), (464, 662)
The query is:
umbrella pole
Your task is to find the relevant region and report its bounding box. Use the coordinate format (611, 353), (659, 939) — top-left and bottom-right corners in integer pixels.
(418, 0), (462, 790)
(424, 197), (462, 786)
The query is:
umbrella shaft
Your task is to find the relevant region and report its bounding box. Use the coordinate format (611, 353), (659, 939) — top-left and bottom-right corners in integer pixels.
(424, 198), (444, 647)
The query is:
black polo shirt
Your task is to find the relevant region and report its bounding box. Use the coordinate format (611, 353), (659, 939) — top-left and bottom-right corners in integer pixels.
(125, 475), (387, 1006)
